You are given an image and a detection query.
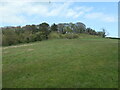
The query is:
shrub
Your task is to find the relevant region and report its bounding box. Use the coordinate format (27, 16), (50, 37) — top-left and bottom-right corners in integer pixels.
(59, 34), (65, 38)
(48, 32), (60, 39)
(72, 34), (79, 39)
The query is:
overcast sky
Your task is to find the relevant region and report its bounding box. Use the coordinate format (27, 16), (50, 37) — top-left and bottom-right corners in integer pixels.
(0, 1), (118, 37)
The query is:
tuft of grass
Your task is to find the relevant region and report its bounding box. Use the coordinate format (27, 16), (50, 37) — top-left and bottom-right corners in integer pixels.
(2, 38), (118, 88)
(64, 33), (79, 39)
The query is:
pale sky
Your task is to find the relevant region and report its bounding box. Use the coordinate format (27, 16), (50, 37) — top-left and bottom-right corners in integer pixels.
(0, 0), (118, 37)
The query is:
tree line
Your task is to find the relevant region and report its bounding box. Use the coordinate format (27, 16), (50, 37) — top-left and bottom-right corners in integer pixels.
(1, 22), (106, 46)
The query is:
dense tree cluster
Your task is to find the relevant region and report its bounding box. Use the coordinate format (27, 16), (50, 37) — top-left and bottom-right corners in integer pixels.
(1, 22), (106, 46)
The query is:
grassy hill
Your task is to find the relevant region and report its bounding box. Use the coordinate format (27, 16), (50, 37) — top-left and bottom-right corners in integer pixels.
(2, 36), (118, 88)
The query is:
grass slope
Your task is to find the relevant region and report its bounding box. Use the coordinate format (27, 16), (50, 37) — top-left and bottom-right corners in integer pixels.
(2, 38), (118, 88)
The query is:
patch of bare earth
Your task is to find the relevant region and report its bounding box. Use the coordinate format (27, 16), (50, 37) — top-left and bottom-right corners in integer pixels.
(27, 49), (34, 52)
(3, 51), (9, 54)
(3, 44), (34, 50)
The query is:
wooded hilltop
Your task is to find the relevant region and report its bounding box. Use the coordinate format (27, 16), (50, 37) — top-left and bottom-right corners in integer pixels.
(2, 22), (106, 46)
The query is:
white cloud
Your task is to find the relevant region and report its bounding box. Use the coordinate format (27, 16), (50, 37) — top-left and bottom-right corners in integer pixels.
(65, 6), (94, 18)
(85, 12), (117, 23)
(75, 6), (93, 12)
(0, 1), (117, 26)
(0, 1), (94, 25)
(85, 12), (103, 19)
(103, 16), (117, 22)
(0, 2), (28, 25)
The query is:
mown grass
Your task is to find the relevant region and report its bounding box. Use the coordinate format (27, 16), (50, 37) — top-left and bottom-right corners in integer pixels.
(2, 38), (118, 88)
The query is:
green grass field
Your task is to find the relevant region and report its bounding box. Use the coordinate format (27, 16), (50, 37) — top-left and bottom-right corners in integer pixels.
(2, 37), (118, 88)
